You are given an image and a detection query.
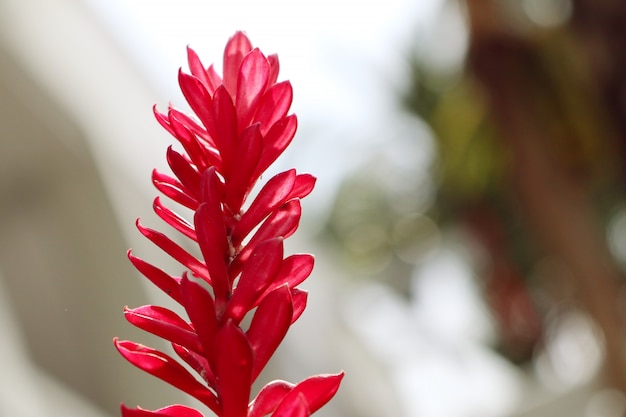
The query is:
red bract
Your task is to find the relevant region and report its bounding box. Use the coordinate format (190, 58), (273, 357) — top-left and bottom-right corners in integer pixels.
(115, 31), (343, 417)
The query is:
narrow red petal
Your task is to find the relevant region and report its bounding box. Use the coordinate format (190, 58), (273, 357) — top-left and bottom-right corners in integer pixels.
(199, 167), (226, 209)
(136, 220), (210, 281)
(214, 321), (254, 417)
(152, 169), (194, 196)
(246, 285), (293, 381)
(231, 200), (301, 277)
(125, 307), (194, 334)
(178, 70), (217, 141)
(153, 197), (197, 241)
(256, 255), (313, 311)
(223, 238), (284, 324)
(114, 339), (219, 412)
(254, 81), (293, 135)
(233, 169), (297, 245)
(124, 305), (202, 354)
(267, 53), (280, 86)
(168, 107), (215, 147)
(236, 48), (270, 129)
(128, 251), (182, 304)
(289, 174), (316, 200)
(248, 380), (294, 417)
(168, 111), (218, 171)
(152, 169), (199, 211)
(196, 168), (229, 239)
(254, 115), (298, 179)
(271, 394), (310, 417)
(187, 46), (217, 94)
(168, 107), (205, 134)
(247, 199), (302, 248)
(206, 64), (223, 92)
(224, 123), (263, 213)
(180, 275), (219, 365)
(121, 404), (205, 417)
(212, 86), (237, 179)
(223, 31), (253, 96)
(194, 204), (230, 308)
(195, 171), (230, 298)
(154, 105), (176, 137)
(267, 254), (314, 294)
(272, 373), (344, 416)
(166, 147), (201, 198)
(172, 343), (216, 388)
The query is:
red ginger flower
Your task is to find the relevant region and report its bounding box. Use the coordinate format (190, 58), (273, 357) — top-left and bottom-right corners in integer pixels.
(114, 32), (343, 417)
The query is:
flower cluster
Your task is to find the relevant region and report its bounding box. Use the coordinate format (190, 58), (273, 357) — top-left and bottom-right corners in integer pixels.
(114, 32), (343, 417)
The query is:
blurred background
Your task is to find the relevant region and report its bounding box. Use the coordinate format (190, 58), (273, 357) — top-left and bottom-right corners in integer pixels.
(1, 0), (626, 416)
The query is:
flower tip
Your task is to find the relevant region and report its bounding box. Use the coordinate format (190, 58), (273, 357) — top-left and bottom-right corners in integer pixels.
(177, 67), (188, 82)
(187, 45), (202, 67)
(112, 336), (121, 347)
(231, 30), (249, 40)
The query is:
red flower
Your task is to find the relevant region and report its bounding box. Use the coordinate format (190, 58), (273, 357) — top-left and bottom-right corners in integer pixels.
(114, 31), (343, 417)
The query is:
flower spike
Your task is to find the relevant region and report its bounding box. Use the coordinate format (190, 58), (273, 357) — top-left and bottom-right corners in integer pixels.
(115, 31), (342, 417)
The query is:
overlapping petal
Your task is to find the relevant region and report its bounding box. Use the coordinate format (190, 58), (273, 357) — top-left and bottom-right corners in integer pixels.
(272, 373), (344, 416)
(152, 169), (200, 211)
(166, 147), (201, 198)
(242, 199), (302, 252)
(232, 169), (315, 245)
(178, 70), (217, 143)
(214, 321), (254, 417)
(136, 220), (209, 281)
(254, 81), (293, 135)
(264, 254), (314, 298)
(224, 123), (263, 212)
(223, 32), (253, 96)
(180, 275), (219, 362)
(187, 46), (219, 95)
(223, 237), (284, 324)
(167, 106), (218, 159)
(236, 49), (270, 129)
(124, 305), (203, 354)
(172, 343), (216, 388)
(272, 394), (309, 417)
(248, 380), (295, 417)
(127, 251), (182, 303)
(211, 86), (238, 178)
(254, 115), (298, 180)
(246, 285), (294, 381)
(114, 339), (219, 412)
(153, 197), (197, 241)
